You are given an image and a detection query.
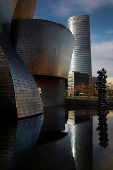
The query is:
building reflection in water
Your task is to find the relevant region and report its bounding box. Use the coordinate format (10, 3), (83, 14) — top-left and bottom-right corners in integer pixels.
(35, 106), (76, 170)
(66, 109), (94, 170)
(0, 106), (76, 170)
(0, 114), (44, 170)
(96, 110), (109, 148)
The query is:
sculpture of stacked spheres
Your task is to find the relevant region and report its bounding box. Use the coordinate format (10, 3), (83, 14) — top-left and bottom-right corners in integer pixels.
(0, 0), (75, 116)
(95, 68), (108, 108)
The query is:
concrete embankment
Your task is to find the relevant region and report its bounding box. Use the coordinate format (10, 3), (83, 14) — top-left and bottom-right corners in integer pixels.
(65, 98), (96, 107)
(65, 98), (113, 107)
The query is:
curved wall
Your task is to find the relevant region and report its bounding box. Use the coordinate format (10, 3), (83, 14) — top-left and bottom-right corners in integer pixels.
(34, 76), (65, 107)
(68, 15), (92, 77)
(0, 0), (18, 37)
(0, 31), (43, 118)
(0, 0), (36, 36)
(13, 0), (36, 19)
(0, 0), (43, 118)
(11, 19), (75, 79)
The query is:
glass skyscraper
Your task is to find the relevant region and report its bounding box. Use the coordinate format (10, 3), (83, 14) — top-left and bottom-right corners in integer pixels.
(68, 15), (92, 77)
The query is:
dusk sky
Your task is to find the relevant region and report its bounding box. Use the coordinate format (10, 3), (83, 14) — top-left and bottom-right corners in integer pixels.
(34, 0), (113, 77)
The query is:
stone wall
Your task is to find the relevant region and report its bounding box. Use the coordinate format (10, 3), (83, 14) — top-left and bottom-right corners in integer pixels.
(34, 76), (65, 107)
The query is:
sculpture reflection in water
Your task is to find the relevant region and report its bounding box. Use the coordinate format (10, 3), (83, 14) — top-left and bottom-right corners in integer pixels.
(96, 110), (109, 148)
(0, 114), (44, 170)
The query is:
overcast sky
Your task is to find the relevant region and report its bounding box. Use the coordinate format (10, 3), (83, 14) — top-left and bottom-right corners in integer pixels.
(34, 0), (113, 77)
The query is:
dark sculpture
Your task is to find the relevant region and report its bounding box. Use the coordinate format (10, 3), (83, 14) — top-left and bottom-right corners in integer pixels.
(95, 68), (108, 108)
(95, 68), (109, 147)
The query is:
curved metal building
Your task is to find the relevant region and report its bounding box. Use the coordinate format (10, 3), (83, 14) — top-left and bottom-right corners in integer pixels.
(0, 0), (18, 37)
(0, 0), (74, 110)
(11, 19), (75, 107)
(68, 15), (92, 77)
(13, 0), (36, 19)
(11, 19), (75, 79)
(0, 0), (43, 118)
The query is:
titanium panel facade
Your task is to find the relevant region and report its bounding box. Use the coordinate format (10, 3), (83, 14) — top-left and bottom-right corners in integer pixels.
(0, 1), (43, 118)
(0, 0), (18, 37)
(0, 39), (43, 118)
(11, 19), (75, 79)
(13, 0), (36, 19)
(68, 15), (92, 77)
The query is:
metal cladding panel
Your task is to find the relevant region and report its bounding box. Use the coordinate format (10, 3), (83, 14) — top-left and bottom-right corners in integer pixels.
(0, 45), (16, 113)
(0, 0), (18, 37)
(13, 0), (36, 19)
(0, 26), (43, 118)
(0, 0), (43, 118)
(68, 15), (92, 77)
(11, 19), (75, 78)
(0, 0), (36, 36)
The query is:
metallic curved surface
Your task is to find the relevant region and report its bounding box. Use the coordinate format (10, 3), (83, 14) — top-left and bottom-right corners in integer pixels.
(0, 0), (18, 36)
(11, 19), (75, 78)
(68, 15), (92, 77)
(13, 0), (36, 19)
(0, 26), (43, 118)
(0, 0), (43, 118)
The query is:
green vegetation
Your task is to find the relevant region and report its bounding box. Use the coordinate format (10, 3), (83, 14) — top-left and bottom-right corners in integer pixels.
(66, 96), (113, 101)
(66, 96), (98, 100)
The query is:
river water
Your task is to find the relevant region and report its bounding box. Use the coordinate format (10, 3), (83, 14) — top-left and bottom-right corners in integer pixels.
(0, 106), (113, 170)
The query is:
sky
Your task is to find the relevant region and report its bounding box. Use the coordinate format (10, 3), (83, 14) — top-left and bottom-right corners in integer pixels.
(34, 0), (113, 77)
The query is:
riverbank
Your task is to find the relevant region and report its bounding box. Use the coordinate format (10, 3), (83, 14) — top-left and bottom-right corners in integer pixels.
(65, 98), (113, 109)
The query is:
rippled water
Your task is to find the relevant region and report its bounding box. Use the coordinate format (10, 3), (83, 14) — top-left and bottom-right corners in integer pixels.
(0, 106), (113, 170)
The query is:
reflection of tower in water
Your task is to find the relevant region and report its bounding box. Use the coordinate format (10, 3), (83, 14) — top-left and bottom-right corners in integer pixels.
(67, 110), (93, 170)
(35, 106), (76, 170)
(96, 110), (109, 148)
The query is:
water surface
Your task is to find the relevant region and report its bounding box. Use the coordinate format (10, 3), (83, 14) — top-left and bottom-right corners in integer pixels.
(0, 106), (113, 170)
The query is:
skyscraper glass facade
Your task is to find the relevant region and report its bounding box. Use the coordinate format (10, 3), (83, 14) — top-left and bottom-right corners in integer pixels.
(68, 15), (92, 77)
